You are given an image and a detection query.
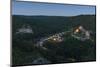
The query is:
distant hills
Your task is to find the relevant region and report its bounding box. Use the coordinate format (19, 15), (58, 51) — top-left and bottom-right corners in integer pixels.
(12, 15), (96, 36)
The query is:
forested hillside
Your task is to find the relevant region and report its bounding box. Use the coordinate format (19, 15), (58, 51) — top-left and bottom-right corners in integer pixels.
(12, 15), (96, 66)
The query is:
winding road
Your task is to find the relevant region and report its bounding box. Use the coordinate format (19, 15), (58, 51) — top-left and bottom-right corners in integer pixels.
(34, 31), (71, 50)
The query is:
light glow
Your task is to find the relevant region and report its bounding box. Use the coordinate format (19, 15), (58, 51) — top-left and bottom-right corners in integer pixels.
(75, 28), (80, 33)
(53, 38), (56, 41)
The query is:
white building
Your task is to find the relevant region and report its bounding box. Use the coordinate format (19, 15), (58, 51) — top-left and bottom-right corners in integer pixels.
(48, 34), (64, 42)
(16, 25), (33, 34)
(32, 57), (51, 64)
(72, 26), (90, 41)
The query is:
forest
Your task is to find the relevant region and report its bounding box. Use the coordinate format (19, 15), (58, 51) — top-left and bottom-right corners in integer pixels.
(12, 15), (96, 66)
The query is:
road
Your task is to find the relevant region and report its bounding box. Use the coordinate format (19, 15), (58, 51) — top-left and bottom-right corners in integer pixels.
(34, 31), (71, 50)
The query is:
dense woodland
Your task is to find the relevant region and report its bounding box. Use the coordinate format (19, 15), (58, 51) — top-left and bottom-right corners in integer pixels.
(12, 15), (96, 66)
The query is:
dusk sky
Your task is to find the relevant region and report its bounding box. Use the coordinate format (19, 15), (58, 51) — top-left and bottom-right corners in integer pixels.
(12, 1), (96, 16)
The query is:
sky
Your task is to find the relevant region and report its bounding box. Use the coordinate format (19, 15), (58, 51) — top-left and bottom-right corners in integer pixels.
(12, 1), (96, 16)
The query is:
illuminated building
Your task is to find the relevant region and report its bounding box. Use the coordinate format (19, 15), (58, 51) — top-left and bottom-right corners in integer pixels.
(48, 34), (64, 42)
(72, 26), (90, 41)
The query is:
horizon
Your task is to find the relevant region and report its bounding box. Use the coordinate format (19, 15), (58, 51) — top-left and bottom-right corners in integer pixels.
(12, 1), (96, 16)
(12, 14), (96, 17)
